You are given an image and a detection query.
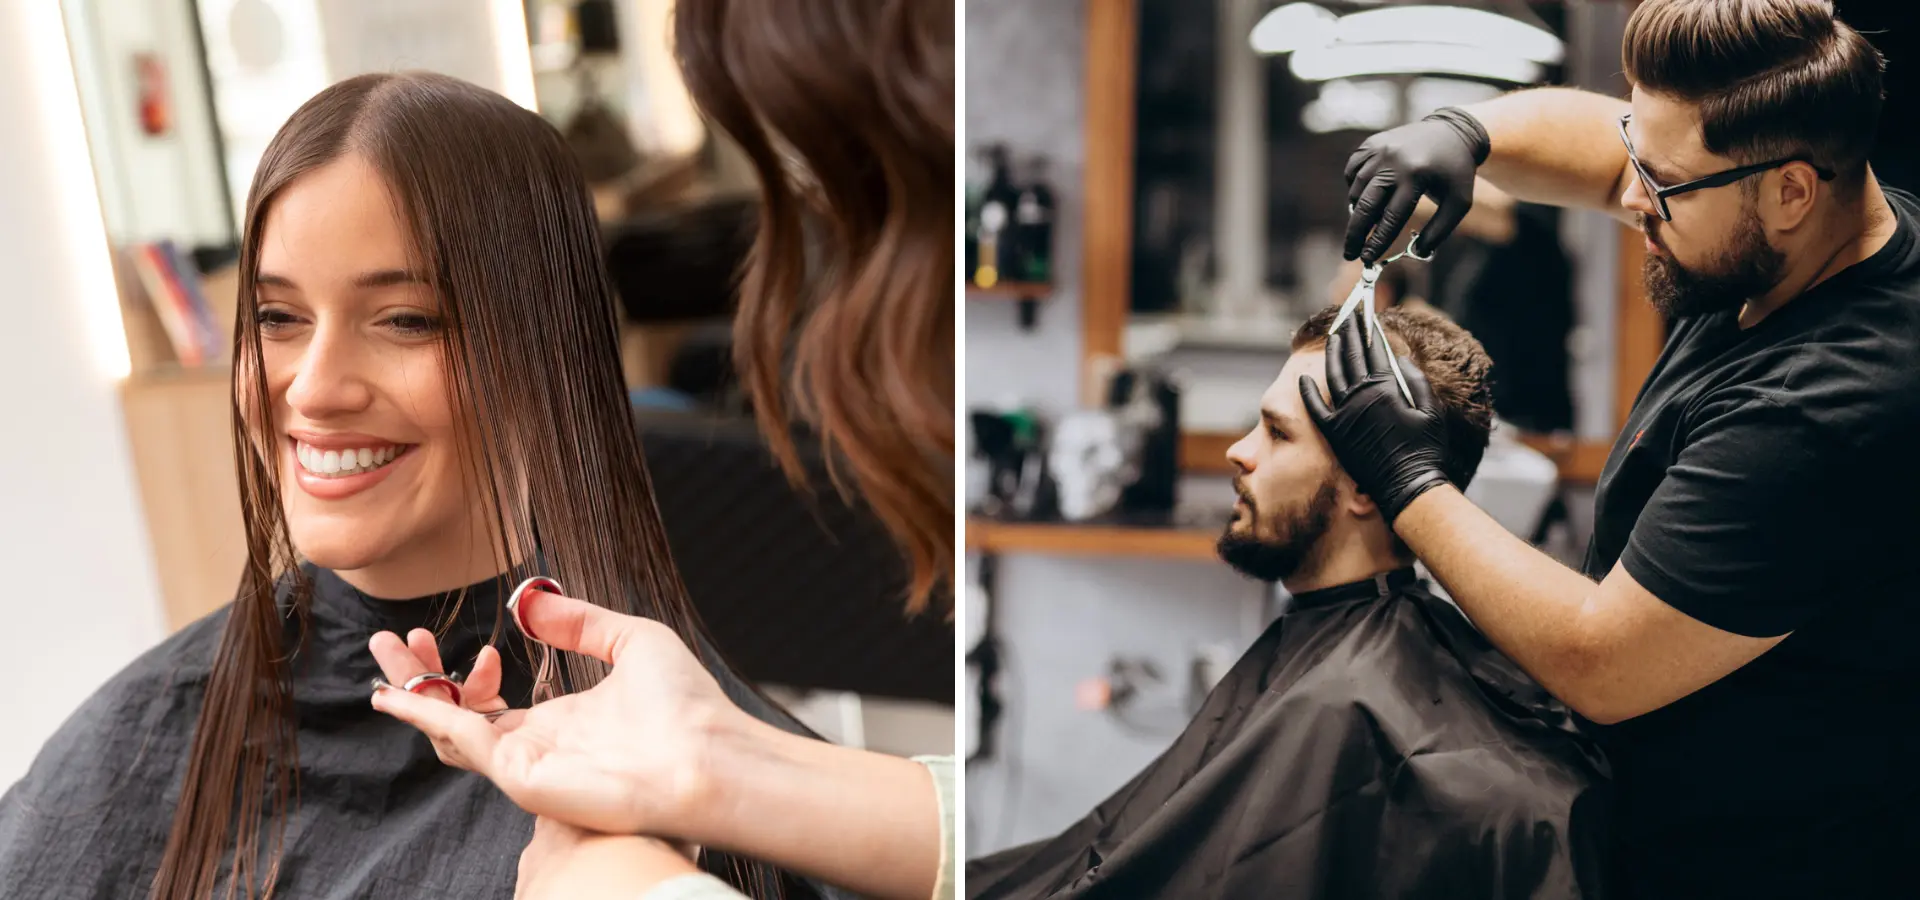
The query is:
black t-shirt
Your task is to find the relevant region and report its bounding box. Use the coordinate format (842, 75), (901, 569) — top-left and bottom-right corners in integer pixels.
(1582, 185), (1920, 899)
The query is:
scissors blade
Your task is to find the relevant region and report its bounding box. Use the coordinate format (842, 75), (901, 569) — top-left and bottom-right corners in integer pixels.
(1329, 278), (1371, 334)
(1371, 312), (1416, 405)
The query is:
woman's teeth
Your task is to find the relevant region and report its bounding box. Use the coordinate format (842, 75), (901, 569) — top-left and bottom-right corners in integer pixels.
(296, 442), (405, 478)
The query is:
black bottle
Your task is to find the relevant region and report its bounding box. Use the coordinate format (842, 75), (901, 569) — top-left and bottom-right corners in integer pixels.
(973, 145), (1021, 288)
(1013, 156), (1056, 284)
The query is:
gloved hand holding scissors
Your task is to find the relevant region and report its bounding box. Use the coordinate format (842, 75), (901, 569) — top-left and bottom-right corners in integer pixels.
(1299, 310), (1454, 525)
(1344, 106), (1491, 263)
(367, 583), (943, 900)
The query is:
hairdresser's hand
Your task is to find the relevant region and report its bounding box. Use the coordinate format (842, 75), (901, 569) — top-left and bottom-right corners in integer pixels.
(1344, 107), (1490, 263)
(371, 589), (753, 839)
(368, 628), (513, 719)
(515, 816), (701, 900)
(1299, 313), (1452, 524)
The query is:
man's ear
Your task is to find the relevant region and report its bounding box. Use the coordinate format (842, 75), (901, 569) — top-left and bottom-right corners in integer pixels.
(1763, 162), (1821, 232)
(1338, 470), (1382, 520)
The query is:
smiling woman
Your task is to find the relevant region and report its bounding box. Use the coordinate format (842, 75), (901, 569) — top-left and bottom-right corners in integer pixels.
(0, 71), (844, 900)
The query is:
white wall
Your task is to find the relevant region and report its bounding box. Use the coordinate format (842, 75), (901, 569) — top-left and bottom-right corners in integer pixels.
(0, 3), (168, 789)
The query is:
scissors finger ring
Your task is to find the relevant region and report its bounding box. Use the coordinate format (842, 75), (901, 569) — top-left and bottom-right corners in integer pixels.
(401, 672), (464, 706)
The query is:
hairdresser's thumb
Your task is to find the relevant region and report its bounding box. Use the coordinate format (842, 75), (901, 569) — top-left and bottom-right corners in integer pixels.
(515, 590), (654, 667)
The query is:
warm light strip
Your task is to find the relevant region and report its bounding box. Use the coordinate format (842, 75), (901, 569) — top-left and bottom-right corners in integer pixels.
(489, 0), (540, 111)
(28, 2), (130, 381)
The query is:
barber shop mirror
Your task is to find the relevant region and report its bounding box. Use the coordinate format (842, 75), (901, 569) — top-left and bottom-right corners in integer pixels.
(1082, 0), (1664, 488)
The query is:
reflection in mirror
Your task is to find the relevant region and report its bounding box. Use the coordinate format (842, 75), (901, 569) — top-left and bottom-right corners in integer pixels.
(60, 0), (757, 400)
(1122, 0), (1612, 447)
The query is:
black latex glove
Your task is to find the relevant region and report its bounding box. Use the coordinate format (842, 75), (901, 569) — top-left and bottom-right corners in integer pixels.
(1343, 106), (1491, 263)
(1299, 313), (1452, 525)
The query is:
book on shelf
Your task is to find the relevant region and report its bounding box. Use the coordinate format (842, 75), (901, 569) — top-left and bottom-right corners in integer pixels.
(127, 240), (220, 368)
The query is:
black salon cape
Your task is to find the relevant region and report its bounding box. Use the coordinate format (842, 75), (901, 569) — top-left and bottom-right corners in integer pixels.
(968, 569), (1611, 900)
(0, 564), (854, 900)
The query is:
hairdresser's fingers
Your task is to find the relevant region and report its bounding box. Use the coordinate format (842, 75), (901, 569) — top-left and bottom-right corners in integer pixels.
(1338, 312), (1370, 393)
(369, 631), (455, 703)
(1324, 326), (1352, 400)
(1344, 157), (1392, 261)
(407, 628), (445, 677)
(516, 590), (680, 666)
(1364, 182), (1423, 264)
(462, 645), (508, 713)
(371, 681), (502, 772)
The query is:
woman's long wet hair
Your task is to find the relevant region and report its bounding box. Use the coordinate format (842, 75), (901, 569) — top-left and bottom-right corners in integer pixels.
(150, 72), (797, 900)
(673, 0), (955, 614)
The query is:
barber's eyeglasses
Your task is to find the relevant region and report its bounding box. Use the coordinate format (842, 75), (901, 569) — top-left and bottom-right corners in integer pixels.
(1617, 114), (1835, 222)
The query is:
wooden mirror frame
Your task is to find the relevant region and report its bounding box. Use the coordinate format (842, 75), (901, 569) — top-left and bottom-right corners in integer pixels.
(1079, 0), (1661, 486)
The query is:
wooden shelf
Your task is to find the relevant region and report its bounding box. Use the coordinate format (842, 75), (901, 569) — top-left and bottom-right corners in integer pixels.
(1176, 429), (1613, 486)
(967, 517), (1220, 561)
(967, 280), (1053, 300)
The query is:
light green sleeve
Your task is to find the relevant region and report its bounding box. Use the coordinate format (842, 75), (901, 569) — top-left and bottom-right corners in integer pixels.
(638, 754), (958, 900)
(638, 873), (744, 900)
(912, 754), (956, 900)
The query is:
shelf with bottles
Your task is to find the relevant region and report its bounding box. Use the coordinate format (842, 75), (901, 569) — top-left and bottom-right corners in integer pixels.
(966, 143), (1057, 330)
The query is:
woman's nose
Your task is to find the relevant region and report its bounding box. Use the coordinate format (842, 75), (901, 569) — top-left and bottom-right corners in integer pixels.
(283, 325), (374, 418)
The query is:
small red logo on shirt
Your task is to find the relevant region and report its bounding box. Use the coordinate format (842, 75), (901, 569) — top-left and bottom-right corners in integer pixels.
(1630, 428), (1646, 448)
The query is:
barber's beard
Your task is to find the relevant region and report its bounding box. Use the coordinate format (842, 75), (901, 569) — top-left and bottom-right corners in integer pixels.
(1642, 207), (1785, 319)
(1217, 478), (1340, 583)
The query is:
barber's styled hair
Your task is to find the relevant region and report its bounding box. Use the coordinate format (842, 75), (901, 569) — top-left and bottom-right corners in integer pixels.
(1293, 305), (1494, 490)
(1623, 0), (1885, 196)
(673, 0), (955, 615)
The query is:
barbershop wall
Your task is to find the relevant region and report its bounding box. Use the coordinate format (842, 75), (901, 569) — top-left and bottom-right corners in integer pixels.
(0, 4), (168, 789)
(965, 0), (1260, 855)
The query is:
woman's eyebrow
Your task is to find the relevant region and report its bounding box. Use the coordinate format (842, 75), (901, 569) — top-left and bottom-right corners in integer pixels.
(254, 269), (427, 290)
(353, 269), (428, 288)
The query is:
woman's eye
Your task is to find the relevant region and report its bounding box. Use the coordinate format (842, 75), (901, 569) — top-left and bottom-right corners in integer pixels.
(383, 314), (443, 337)
(255, 309), (301, 333)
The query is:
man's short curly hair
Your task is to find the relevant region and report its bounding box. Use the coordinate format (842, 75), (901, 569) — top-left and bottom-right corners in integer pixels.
(1293, 304), (1496, 490)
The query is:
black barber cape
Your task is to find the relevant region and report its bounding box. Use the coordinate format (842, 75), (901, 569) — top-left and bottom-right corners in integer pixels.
(968, 569), (1611, 900)
(0, 564), (852, 900)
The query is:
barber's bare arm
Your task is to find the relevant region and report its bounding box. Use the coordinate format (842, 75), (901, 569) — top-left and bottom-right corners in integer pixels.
(1300, 317), (1787, 724)
(1466, 88), (1640, 224)
(1345, 87), (1638, 263)
(1393, 487), (1782, 723)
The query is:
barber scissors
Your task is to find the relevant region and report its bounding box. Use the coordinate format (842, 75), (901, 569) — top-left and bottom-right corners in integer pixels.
(1327, 233), (1425, 405)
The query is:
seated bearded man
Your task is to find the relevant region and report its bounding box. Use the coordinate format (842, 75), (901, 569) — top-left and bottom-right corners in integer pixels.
(968, 305), (1611, 900)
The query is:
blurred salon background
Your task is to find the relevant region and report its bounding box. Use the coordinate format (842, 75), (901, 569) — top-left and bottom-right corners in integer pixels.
(963, 0), (1918, 855)
(0, 0), (951, 789)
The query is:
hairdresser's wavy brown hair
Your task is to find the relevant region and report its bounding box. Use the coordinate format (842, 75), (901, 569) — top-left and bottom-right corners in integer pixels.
(1623, 0), (1885, 198)
(151, 72), (801, 900)
(673, 0), (955, 614)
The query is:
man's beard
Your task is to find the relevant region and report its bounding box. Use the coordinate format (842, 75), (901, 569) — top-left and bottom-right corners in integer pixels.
(1642, 206), (1785, 319)
(1217, 478), (1340, 583)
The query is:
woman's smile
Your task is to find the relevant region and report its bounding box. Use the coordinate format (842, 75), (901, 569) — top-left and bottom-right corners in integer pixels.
(286, 432), (419, 501)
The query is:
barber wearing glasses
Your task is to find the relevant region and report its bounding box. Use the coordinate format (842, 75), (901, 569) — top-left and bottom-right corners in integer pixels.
(1304, 2), (1920, 898)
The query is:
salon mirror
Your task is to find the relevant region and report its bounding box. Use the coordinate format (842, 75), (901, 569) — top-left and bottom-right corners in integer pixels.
(1088, 0), (1655, 485)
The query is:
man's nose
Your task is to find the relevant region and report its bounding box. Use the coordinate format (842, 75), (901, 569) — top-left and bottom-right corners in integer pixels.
(1225, 431), (1256, 473)
(1621, 174), (1657, 219)
(284, 325), (374, 418)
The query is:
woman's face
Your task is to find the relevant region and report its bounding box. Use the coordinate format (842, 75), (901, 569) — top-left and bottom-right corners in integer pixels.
(254, 153), (494, 598)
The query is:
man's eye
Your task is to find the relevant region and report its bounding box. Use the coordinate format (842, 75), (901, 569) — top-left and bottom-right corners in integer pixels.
(1267, 424), (1285, 441)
